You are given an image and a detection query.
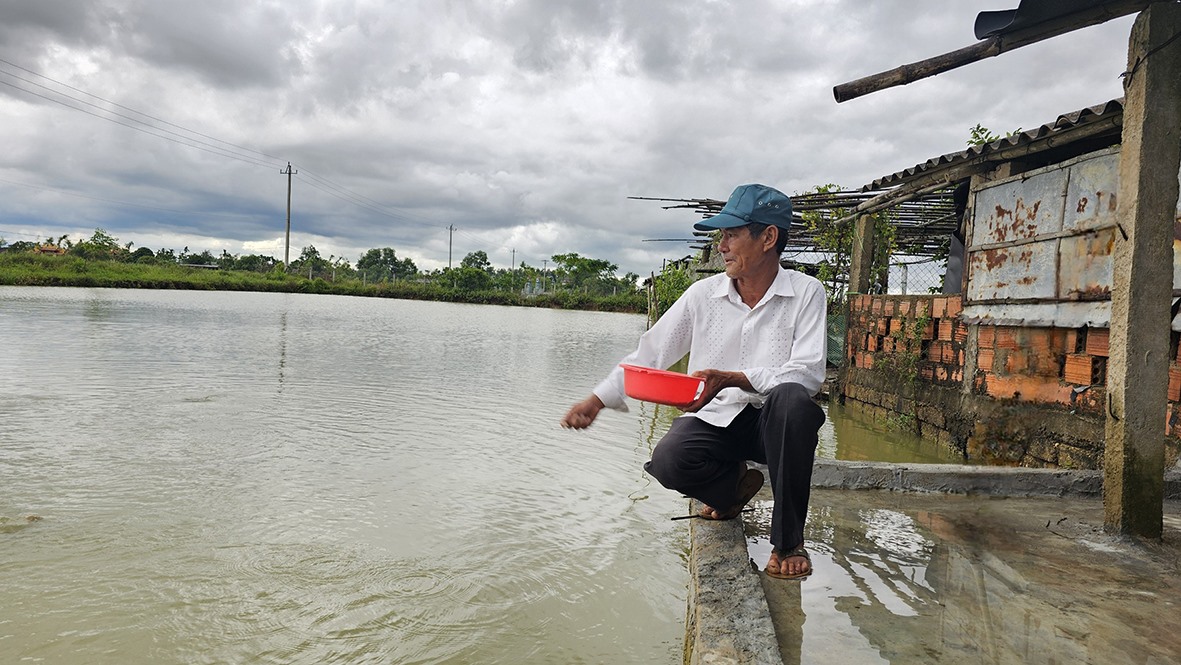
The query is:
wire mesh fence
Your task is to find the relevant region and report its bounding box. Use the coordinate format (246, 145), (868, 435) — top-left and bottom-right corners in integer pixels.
(887, 256), (951, 296)
(820, 253), (954, 369)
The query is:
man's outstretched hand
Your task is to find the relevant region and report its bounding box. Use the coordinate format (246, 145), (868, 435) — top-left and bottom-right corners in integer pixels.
(681, 369), (752, 412)
(561, 394), (606, 429)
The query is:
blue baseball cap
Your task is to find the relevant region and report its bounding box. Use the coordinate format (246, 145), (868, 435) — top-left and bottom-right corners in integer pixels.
(694, 183), (793, 231)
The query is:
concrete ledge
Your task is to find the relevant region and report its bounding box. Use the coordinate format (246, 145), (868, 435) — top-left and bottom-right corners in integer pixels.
(686, 461), (1181, 663)
(685, 500), (781, 665)
(811, 459), (1181, 500)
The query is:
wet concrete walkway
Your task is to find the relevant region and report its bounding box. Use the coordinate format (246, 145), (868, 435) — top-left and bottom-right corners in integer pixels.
(686, 462), (1181, 664)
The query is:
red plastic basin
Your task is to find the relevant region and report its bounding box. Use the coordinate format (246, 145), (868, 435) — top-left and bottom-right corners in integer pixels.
(620, 364), (704, 407)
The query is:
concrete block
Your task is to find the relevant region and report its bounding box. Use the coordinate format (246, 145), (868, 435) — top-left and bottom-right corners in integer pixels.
(811, 459), (1105, 497)
(810, 460), (897, 490)
(687, 501), (782, 665)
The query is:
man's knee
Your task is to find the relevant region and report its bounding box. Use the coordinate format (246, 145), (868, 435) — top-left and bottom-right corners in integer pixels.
(765, 382), (825, 429)
(645, 437), (679, 481)
(766, 382), (813, 410)
(646, 423), (698, 484)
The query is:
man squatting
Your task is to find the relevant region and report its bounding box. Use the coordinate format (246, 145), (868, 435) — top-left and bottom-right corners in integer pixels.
(561, 183), (827, 579)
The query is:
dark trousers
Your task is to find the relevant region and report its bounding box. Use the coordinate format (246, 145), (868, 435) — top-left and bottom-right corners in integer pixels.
(643, 382), (825, 552)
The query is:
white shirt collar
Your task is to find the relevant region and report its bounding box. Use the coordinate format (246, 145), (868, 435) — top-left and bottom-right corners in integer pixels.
(710, 266), (798, 307)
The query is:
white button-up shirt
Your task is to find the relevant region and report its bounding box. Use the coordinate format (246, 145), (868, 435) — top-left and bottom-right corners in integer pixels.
(594, 267), (828, 427)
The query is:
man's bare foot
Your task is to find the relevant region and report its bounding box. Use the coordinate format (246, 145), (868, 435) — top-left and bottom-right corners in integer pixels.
(698, 467), (763, 520)
(765, 544), (811, 579)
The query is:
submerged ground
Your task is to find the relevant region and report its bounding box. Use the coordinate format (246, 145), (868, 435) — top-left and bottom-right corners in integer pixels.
(746, 488), (1181, 664)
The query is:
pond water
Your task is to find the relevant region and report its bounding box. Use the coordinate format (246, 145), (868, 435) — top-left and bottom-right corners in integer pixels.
(0, 286), (960, 664)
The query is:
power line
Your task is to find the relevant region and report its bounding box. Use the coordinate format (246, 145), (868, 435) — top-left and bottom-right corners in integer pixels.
(0, 59), (418, 218)
(0, 58), (457, 242)
(0, 78), (280, 170)
(295, 169), (429, 224)
(0, 57), (286, 166)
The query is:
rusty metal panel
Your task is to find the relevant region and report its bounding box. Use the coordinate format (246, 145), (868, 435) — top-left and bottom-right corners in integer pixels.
(960, 147), (1181, 329)
(970, 166), (1066, 248)
(1058, 228), (1116, 300)
(963, 299), (1181, 332)
(1058, 148), (1119, 300)
(961, 302), (1111, 328)
(967, 242), (1058, 301)
(1063, 148), (1119, 231)
(968, 164), (1067, 302)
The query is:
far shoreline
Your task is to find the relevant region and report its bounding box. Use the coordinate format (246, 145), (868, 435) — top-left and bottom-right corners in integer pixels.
(0, 253), (648, 315)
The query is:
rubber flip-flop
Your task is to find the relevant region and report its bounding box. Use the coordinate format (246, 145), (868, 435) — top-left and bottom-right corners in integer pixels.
(699, 467), (764, 520)
(765, 545), (812, 580)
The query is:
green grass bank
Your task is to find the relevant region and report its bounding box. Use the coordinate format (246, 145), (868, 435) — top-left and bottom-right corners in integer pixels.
(0, 253), (647, 313)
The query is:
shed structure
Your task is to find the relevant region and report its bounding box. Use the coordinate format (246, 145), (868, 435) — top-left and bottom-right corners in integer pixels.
(834, 0), (1181, 539)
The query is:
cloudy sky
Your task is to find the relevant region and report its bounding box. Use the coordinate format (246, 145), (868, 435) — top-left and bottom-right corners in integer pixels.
(0, 0), (1137, 276)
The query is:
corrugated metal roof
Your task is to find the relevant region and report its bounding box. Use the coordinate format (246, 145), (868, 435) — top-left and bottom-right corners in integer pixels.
(865, 98), (1125, 191)
(973, 0), (1122, 40)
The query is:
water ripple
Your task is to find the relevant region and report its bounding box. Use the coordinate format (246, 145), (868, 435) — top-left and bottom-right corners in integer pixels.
(0, 288), (682, 664)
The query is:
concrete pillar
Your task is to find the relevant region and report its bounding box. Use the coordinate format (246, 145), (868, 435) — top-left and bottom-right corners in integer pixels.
(1104, 2), (1181, 538)
(848, 214), (876, 294)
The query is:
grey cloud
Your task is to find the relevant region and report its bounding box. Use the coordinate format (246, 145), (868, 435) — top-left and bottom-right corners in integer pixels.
(0, 0), (1143, 277)
(0, 0), (304, 89)
(113, 1), (303, 89)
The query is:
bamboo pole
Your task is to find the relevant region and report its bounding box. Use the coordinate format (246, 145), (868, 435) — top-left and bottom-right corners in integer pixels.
(834, 0), (1152, 102)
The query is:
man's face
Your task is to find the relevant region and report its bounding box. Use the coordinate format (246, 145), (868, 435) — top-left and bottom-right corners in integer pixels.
(717, 225), (772, 280)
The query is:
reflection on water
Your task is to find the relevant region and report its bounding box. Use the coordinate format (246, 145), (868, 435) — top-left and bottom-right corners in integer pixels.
(748, 491), (1181, 664)
(0, 287), (688, 664)
(818, 402), (967, 465)
(277, 308), (288, 389)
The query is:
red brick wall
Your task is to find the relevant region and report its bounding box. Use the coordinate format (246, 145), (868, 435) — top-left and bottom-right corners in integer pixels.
(842, 294), (1180, 469)
(847, 294), (965, 388)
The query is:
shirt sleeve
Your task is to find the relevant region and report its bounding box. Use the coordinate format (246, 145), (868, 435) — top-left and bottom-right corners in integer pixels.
(743, 278), (828, 396)
(592, 281), (699, 410)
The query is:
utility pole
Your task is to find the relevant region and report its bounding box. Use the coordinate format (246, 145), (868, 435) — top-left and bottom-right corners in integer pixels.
(448, 225), (455, 269)
(1104, 2), (1181, 539)
(281, 162), (297, 270)
(511, 248), (516, 289)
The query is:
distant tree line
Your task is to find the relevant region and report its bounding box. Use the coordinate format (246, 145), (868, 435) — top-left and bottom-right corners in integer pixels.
(0, 228), (642, 299)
